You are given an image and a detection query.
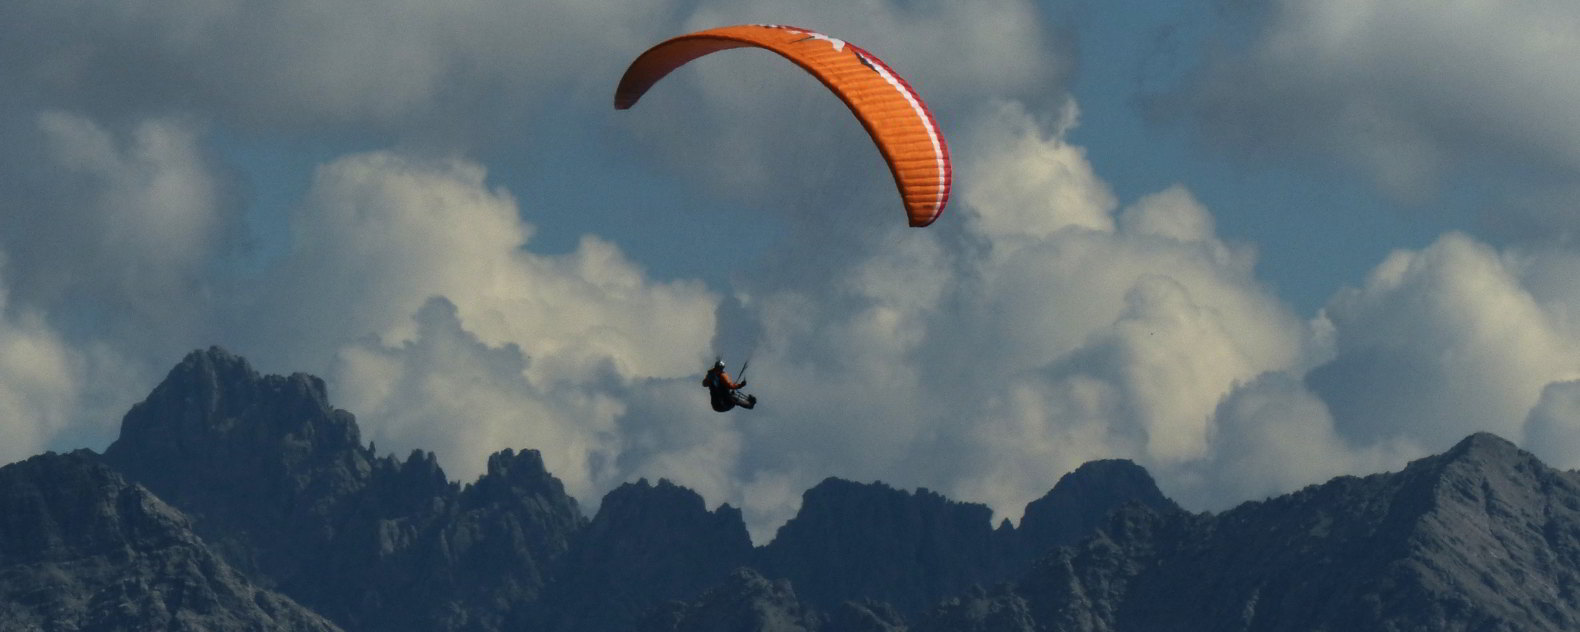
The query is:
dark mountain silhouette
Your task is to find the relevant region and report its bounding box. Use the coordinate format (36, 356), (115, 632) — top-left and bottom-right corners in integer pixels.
(754, 477), (1017, 614)
(930, 432), (1580, 631)
(1016, 458), (1179, 565)
(7, 347), (1580, 631)
(538, 477), (754, 631)
(639, 568), (823, 632)
(101, 347), (585, 631)
(0, 450), (340, 631)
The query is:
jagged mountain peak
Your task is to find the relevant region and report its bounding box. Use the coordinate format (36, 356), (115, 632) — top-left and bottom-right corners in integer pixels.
(1449, 430), (1520, 455)
(793, 477), (989, 521)
(1019, 458), (1179, 557)
(463, 447), (575, 511)
(760, 477), (1008, 615)
(103, 348), (377, 533)
(537, 478), (752, 631)
(1051, 459), (1166, 495)
(96, 349), (586, 632)
(585, 477), (748, 549)
(1388, 433), (1580, 627)
(486, 447), (547, 477)
(602, 477), (710, 516)
(171, 345), (258, 385)
(109, 346), (362, 464)
(1374, 431), (1577, 530)
(1428, 431), (1545, 476)
(163, 346), (333, 414)
(993, 431), (1580, 632)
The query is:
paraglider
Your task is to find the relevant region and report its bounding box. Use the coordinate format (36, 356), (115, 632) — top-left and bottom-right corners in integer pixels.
(702, 358), (756, 412)
(614, 23), (952, 227)
(616, 24), (952, 412)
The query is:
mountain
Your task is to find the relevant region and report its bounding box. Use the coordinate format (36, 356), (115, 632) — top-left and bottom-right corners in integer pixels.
(102, 347), (585, 631)
(0, 450), (341, 631)
(936, 432), (1580, 631)
(538, 477), (754, 630)
(85, 348), (1180, 630)
(1016, 458), (1179, 564)
(639, 568), (824, 632)
(11, 347), (1580, 631)
(755, 477), (1017, 614)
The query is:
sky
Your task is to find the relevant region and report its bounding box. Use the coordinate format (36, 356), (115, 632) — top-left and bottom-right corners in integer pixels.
(3, 0), (1580, 542)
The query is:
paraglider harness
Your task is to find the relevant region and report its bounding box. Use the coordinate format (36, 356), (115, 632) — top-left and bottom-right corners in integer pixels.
(703, 358), (756, 412)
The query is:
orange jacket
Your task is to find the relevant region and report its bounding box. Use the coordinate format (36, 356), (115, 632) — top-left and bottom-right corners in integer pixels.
(703, 368), (742, 391)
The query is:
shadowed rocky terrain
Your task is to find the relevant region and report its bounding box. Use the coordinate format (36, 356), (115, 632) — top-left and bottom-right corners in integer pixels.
(0, 450), (341, 631)
(5, 347), (1579, 631)
(915, 433), (1580, 631)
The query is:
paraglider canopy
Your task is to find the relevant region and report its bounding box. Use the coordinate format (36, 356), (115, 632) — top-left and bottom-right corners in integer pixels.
(614, 24), (952, 227)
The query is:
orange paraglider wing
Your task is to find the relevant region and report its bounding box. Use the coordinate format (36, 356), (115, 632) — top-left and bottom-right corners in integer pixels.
(614, 24), (952, 227)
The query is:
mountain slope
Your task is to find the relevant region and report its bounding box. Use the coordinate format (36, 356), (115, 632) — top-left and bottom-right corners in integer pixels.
(938, 432), (1580, 631)
(539, 477), (754, 630)
(0, 451), (341, 631)
(102, 347), (585, 631)
(755, 477), (1016, 614)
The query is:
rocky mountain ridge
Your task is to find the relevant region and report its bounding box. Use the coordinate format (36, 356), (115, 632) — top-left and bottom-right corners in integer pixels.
(921, 432), (1580, 631)
(0, 450), (341, 631)
(5, 347), (1580, 631)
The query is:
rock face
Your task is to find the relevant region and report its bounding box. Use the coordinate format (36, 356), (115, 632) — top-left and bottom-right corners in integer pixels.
(756, 478), (1017, 615)
(102, 347), (377, 588)
(1016, 459), (1179, 563)
(639, 568), (823, 632)
(540, 478), (754, 631)
(940, 432), (1580, 631)
(102, 347), (585, 632)
(747, 469), (1179, 620)
(913, 585), (1036, 632)
(0, 451), (341, 631)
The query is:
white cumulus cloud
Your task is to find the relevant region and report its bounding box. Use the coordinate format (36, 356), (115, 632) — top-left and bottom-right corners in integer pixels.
(0, 265), (79, 465)
(243, 150), (718, 493)
(1309, 233), (1580, 449)
(10, 112), (232, 345)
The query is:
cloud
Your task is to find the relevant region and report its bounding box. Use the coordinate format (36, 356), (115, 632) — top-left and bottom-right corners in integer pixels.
(0, 0), (680, 145)
(248, 151), (718, 377)
(1309, 233), (1580, 450)
(1492, 185), (1580, 249)
(0, 111), (236, 437)
(963, 100), (1115, 240)
(1183, 372), (1405, 508)
(1174, 0), (1580, 203)
(330, 298), (629, 505)
(240, 150), (719, 494)
(1526, 380), (1580, 470)
(3, 112), (233, 343)
(0, 264), (78, 464)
